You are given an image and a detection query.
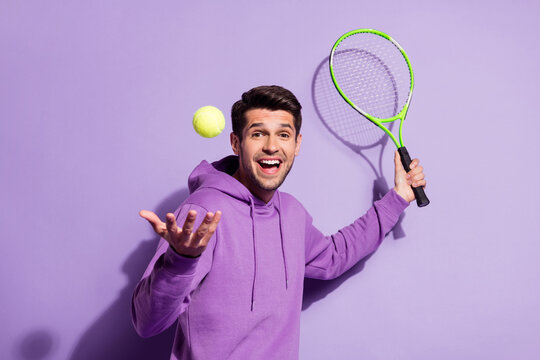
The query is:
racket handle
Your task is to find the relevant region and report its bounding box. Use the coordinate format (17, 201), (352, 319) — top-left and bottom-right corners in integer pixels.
(397, 147), (430, 207)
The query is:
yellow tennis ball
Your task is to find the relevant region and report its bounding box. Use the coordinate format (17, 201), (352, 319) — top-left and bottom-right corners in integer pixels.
(193, 105), (225, 138)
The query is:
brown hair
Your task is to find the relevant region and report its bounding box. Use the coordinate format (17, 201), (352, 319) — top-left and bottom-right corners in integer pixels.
(231, 85), (302, 140)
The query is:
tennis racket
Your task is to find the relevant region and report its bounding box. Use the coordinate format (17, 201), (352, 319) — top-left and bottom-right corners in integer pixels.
(329, 29), (430, 207)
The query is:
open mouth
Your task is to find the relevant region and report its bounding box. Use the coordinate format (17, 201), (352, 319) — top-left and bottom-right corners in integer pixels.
(257, 159), (282, 173)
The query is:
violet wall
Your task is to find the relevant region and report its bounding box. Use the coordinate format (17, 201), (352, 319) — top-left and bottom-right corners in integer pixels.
(1, 1), (539, 359)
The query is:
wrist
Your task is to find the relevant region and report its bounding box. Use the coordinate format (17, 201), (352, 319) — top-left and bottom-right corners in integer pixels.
(394, 186), (411, 203)
(170, 245), (201, 259)
(163, 246), (200, 275)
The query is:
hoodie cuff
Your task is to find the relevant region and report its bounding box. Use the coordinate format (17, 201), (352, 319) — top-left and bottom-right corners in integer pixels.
(163, 246), (200, 276)
(377, 188), (410, 219)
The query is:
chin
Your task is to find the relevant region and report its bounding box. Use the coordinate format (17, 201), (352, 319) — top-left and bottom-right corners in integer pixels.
(255, 167), (292, 192)
(251, 175), (283, 192)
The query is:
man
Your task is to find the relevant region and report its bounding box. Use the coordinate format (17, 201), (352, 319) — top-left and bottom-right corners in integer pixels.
(132, 85), (426, 359)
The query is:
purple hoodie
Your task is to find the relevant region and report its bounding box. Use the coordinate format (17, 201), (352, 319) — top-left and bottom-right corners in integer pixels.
(132, 155), (409, 359)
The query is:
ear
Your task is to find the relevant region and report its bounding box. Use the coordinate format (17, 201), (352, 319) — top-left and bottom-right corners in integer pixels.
(230, 132), (240, 155)
(294, 133), (302, 156)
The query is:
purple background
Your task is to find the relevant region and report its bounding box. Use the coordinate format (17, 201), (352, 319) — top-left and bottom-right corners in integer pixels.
(2, 1), (539, 359)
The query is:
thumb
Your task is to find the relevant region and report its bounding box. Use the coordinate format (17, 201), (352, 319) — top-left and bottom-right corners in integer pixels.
(139, 210), (164, 232)
(394, 150), (404, 174)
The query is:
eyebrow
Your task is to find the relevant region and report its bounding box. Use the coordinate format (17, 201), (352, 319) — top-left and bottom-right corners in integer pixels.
(247, 122), (294, 130)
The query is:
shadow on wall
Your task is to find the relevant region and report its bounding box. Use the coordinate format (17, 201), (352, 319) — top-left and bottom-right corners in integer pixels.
(302, 55), (407, 311)
(14, 329), (59, 360)
(310, 54), (406, 241)
(68, 188), (190, 360)
(302, 254), (371, 311)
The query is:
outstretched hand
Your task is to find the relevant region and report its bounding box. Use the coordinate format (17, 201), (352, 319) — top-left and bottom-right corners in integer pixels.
(393, 150), (427, 203)
(139, 209), (222, 258)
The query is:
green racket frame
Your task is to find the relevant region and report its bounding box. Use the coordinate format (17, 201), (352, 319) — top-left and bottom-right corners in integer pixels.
(329, 29), (413, 149)
(329, 29), (430, 207)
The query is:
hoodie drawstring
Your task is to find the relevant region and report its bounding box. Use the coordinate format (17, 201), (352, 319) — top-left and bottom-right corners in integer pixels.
(249, 193), (289, 312)
(249, 198), (257, 311)
(277, 192), (289, 289)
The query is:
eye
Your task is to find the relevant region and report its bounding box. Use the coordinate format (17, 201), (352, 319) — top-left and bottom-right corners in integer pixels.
(251, 131), (263, 138)
(279, 132), (291, 139)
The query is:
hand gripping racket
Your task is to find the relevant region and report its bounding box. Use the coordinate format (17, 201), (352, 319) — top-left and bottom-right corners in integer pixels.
(329, 29), (430, 207)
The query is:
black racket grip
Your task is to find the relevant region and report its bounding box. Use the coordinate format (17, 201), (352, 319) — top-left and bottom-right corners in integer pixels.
(397, 146), (430, 207)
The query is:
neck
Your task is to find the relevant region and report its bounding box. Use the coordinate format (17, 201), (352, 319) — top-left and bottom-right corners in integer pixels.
(232, 169), (274, 203)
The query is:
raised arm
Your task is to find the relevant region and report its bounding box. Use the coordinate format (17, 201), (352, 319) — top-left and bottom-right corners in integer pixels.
(304, 153), (426, 280)
(304, 189), (408, 280)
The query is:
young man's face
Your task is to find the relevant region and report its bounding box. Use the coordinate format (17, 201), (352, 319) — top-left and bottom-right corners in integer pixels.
(231, 108), (302, 203)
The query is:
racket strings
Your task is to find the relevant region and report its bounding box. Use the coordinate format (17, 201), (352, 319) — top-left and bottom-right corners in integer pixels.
(313, 58), (385, 147)
(331, 33), (411, 119)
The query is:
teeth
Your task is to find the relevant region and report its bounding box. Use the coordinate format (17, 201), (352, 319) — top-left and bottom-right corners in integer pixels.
(260, 159), (280, 165)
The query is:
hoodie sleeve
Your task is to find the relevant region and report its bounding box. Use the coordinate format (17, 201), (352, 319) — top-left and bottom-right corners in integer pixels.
(304, 189), (409, 280)
(131, 203), (215, 338)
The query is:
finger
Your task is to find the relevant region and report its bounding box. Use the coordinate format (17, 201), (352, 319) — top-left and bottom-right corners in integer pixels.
(408, 165), (424, 177)
(409, 158), (419, 169)
(191, 212), (216, 245)
(411, 172), (425, 182)
(412, 179), (427, 188)
(178, 210), (198, 242)
(165, 213), (180, 236)
(139, 210), (166, 235)
(199, 211), (222, 246)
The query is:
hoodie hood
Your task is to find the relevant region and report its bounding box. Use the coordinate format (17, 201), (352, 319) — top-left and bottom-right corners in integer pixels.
(187, 155), (289, 310)
(188, 155), (251, 202)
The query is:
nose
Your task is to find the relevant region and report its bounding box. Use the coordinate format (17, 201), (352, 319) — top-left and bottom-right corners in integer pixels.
(263, 135), (279, 154)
